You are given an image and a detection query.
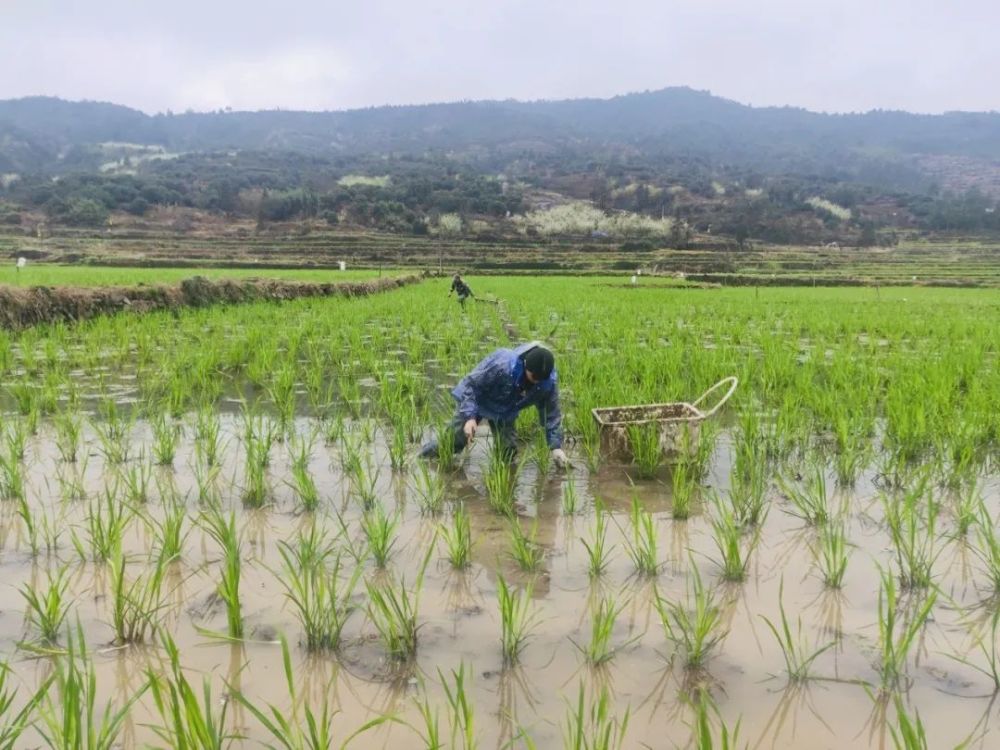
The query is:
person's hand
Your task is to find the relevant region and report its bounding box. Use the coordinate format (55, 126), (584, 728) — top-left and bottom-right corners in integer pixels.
(551, 448), (570, 469)
(463, 419), (478, 443)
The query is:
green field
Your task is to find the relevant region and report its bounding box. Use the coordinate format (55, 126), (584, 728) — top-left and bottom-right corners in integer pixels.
(0, 264), (393, 287)
(0, 277), (997, 747)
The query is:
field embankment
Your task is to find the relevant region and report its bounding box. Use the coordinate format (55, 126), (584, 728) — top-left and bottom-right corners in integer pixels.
(0, 271), (424, 330)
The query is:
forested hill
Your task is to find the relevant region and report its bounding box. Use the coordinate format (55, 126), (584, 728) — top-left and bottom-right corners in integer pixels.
(2, 88), (999, 178)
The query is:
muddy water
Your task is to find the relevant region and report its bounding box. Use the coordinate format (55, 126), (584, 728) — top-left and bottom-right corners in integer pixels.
(1, 415), (998, 748)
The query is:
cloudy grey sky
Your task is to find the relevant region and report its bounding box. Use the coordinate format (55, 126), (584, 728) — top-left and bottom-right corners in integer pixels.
(2, 0), (997, 114)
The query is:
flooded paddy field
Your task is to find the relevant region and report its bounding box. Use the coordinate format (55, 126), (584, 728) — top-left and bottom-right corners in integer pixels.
(0, 276), (998, 748)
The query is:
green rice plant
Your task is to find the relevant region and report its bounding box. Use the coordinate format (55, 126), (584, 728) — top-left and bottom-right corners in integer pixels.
(561, 681), (630, 750)
(888, 693), (930, 750)
(388, 423), (409, 472)
(949, 607), (1000, 692)
(833, 412), (870, 486)
(16, 495), (41, 556)
(150, 410), (182, 466)
(710, 494), (753, 582)
(0, 660), (52, 749)
(690, 689), (742, 750)
(627, 423), (662, 479)
(412, 461), (446, 515)
(498, 575), (536, 665)
(37, 624), (148, 750)
(2, 419), (28, 462)
(287, 432), (320, 512)
(150, 497), (188, 564)
(441, 503), (473, 569)
(56, 458), (88, 503)
(361, 501), (399, 568)
(811, 519), (851, 588)
(193, 461), (222, 507)
(343, 444), (380, 509)
(93, 402), (133, 465)
(656, 564), (727, 670)
(876, 569), (937, 689)
(881, 474), (941, 589)
(973, 502), (1000, 593)
(484, 445), (520, 517)
(440, 663), (477, 750)
(243, 439), (271, 508)
(508, 519), (544, 573)
(582, 503), (613, 578)
(433, 418), (459, 469)
(760, 578), (835, 681)
(277, 539), (361, 651)
(952, 482), (981, 538)
(577, 596), (631, 665)
(688, 420), (720, 482)
(618, 495), (660, 577)
(561, 473), (580, 515)
(671, 460), (696, 520)
(194, 406), (224, 467)
(728, 458), (769, 528)
(119, 455), (153, 505)
(109, 544), (167, 644)
(146, 634), (235, 749)
(20, 565), (72, 644)
(366, 543), (433, 661)
(73, 486), (133, 563)
(0, 449), (24, 502)
(200, 508), (243, 639)
(233, 634), (389, 750)
(54, 410), (83, 463)
(778, 465), (831, 526)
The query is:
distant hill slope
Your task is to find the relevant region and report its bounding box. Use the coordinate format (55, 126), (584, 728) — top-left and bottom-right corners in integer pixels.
(1, 88), (999, 190)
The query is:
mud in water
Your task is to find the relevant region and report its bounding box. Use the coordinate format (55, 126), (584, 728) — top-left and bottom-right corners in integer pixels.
(0, 408), (997, 748)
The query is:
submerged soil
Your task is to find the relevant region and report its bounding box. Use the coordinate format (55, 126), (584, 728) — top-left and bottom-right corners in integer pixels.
(1, 410), (997, 748)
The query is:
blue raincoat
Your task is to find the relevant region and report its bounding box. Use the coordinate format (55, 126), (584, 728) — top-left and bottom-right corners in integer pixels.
(451, 341), (563, 449)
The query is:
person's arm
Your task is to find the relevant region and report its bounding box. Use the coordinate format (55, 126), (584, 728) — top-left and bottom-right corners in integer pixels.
(536, 384), (563, 450)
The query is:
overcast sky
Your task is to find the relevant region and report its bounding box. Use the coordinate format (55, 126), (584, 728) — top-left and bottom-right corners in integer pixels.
(2, 0), (997, 115)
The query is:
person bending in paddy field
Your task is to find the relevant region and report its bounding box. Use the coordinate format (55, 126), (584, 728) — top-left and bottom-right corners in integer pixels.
(420, 341), (570, 469)
(449, 273), (474, 308)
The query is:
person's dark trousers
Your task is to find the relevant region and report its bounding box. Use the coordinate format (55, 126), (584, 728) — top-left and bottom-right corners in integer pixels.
(419, 413), (517, 459)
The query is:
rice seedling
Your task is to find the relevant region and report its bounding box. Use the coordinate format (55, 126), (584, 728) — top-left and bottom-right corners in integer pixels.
(0, 449), (24, 502)
(778, 465), (832, 526)
(888, 693), (930, 750)
(150, 497), (188, 564)
(433, 418), (459, 469)
(811, 519), (851, 588)
(20, 565), (72, 644)
(0, 661), (52, 749)
(973, 502), (1000, 594)
(194, 406), (225, 467)
(562, 681), (630, 750)
(193, 460), (222, 507)
(233, 634), (390, 750)
(728, 458), (769, 528)
(508, 518), (544, 572)
(876, 569), (937, 690)
(671, 460), (696, 520)
(56, 458), (88, 503)
(882, 474), (941, 589)
(37, 624), (148, 750)
(146, 634), (235, 749)
(484, 445), (520, 517)
(952, 482), (981, 537)
(286, 431), (320, 512)
(366, 543), (434, 661)
(54, 409), (82, 463)
(656, 564), (727, 670)
(150, 410), (181, 466)
(760, 578), (835, 681)
(343, 443), (380, 510)
(3, 419), (30, 461)
(711, 495), (753, 582)
(561, 473), (580, 515)
(498, 575), (536, 665)
(627, 422), (663, 479)
(243, 438), (271, 508)
(388, 421), (410, 472)
(361, 500), (399, 568)
(200, 508), (244, 639)
(109, 544), (167, 644)
(577, 596), (632, 665)
(440, 662), (477, 750)
(413, 460), (446, 515)
(582, 502), (613, 578)
(278, 538), (361, 651)
(441, 502), (473, 569)
(618, 495), (660, 577)
(73, 486), (133, 563)
(690, 689), (742, 750)
(119, 454), (153, 504)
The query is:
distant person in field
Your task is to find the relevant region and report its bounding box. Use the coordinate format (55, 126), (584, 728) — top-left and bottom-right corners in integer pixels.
(449, 273), (474, 308)
(420, 342), (569, 468)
